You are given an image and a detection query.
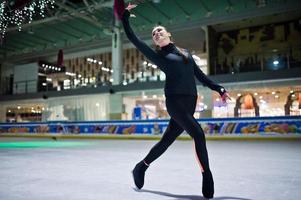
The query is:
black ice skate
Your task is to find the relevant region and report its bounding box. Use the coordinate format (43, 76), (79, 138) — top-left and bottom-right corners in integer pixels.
(132, 161), (148, 189)
(202, 170), (214, 199)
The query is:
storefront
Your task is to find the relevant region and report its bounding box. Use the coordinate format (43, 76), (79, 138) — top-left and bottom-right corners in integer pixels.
(1, 94), (109, 123)
(212, 86), (301, 118)
(122, 86), (301, 120)
(1, 85), (300, 122)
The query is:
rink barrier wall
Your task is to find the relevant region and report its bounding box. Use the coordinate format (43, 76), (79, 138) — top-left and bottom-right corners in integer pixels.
(0, 116), (300, 140)
(1, 133), (301, 141)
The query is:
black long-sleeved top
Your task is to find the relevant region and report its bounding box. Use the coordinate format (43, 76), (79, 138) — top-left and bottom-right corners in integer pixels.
(122, 10), (225, 96)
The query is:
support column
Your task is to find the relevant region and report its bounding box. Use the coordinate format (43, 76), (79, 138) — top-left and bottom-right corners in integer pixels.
(206, 25), (218, 75)
(112, 20), (123, 85)
(202, 26), (210, 75)
(109, 94), (123, 120)
(0, 104), (7, 122)
(0, 62), (14, 95)
(200, 89), (213, 118)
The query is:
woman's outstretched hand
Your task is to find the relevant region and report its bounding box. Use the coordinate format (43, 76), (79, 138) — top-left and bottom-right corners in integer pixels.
(126, 2), (137, 11)
(126, 2), (137, 17)
(221, 92), (232, 104)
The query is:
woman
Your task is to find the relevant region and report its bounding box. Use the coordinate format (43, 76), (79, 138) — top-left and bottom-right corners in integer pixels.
(115, 2), (231, 199)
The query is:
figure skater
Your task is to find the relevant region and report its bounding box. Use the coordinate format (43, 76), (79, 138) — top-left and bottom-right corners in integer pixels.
(114, 1), (231, 199)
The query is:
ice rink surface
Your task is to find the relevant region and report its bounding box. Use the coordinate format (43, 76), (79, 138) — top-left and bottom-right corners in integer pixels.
(0, 138), (300, 200)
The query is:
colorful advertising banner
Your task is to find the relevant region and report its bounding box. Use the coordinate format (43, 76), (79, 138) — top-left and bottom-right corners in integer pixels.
(0, 116), (300, 136)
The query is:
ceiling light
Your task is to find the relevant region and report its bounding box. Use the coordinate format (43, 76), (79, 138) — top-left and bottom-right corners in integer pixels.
(0, 0), (55, 38)
(273, 60), (279, 65)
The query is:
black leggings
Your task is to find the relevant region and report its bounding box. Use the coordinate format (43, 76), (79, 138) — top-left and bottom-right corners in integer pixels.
(144, 94), (210, 172)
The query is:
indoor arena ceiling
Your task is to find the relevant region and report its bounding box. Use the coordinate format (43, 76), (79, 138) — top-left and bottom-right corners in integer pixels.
(1, 0), (301, 62)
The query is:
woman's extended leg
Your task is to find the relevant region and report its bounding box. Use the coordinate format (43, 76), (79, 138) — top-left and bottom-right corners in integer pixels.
(165, 95), (214, 198)
(144, 118), (183, 164)
(133, 118), (183, 189)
